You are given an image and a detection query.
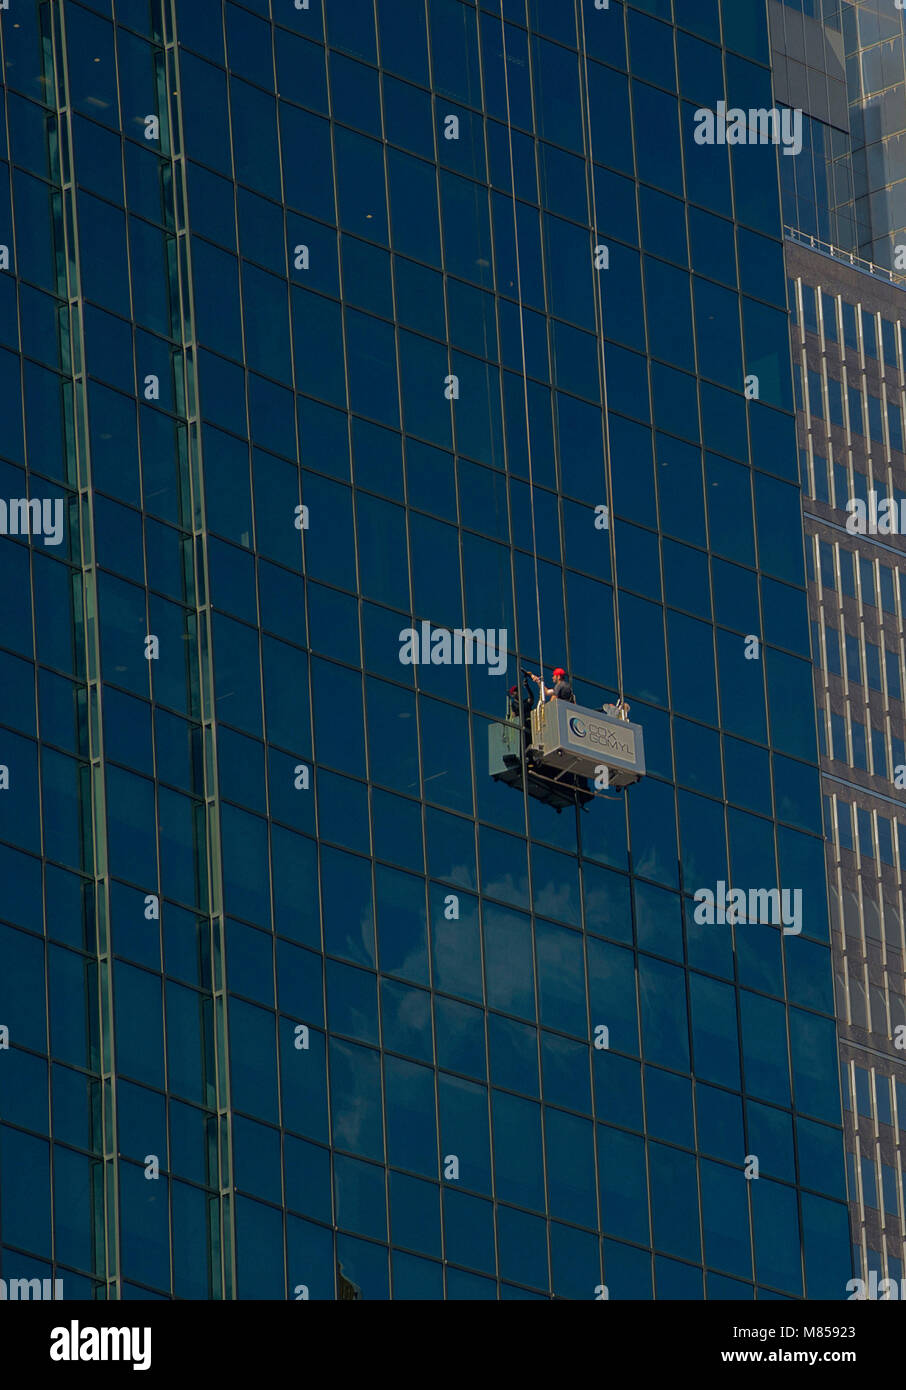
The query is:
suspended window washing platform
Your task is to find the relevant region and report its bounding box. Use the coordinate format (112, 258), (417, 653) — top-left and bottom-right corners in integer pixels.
(489, 697), (645, 812)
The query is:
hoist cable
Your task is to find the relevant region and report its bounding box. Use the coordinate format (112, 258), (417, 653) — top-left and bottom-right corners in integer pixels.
(579, 6), (625, 706)
(499, 11), (545, 684)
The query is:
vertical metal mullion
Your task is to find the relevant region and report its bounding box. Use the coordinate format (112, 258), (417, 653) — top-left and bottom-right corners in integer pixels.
(163, 0), (234, 1302)
(49, 0), (121, 1300)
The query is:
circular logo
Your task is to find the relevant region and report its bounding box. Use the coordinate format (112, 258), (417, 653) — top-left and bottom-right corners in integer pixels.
(568, 717), (587, 739)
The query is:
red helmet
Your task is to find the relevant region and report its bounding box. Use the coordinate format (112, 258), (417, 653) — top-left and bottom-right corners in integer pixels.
(553, 667), (566, 680)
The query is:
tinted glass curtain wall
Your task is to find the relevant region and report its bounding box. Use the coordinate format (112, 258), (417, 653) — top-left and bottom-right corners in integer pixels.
(0, 0), (852, 1300)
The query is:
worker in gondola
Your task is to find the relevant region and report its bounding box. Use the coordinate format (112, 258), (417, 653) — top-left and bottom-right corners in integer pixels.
(508, 673), (536, 730)
(529, 667), (576, 703)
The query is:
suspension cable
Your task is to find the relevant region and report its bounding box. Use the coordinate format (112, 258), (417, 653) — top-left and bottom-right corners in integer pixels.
(498, 11), (545, 685)
(578, 7), (625, 706)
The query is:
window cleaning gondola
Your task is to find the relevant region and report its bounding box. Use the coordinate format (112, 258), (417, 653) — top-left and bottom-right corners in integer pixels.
(489, 667), (645, 812)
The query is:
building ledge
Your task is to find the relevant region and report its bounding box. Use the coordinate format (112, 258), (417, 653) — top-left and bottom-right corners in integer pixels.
(785, 226), (906, 292)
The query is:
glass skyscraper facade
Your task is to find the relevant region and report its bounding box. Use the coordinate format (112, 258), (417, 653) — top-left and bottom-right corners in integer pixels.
(773, 0), (860, 252)
(0, 0), (854, 1300)
(775, 0), (906, 271)
(838, 0), (906, 270)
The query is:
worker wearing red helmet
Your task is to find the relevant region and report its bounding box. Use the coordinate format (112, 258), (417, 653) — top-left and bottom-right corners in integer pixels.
(529, 666), (576, 703)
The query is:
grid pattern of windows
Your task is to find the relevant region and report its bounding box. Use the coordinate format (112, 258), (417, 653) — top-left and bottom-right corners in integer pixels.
(778, 0), (841, 25)
(790, 249), (906, 1284)
(780, 114), (860, 254)
(844, 1063), (906, 1286)
(0, 0), (854, 1301)
(777, 0), (906, 274)
(823, 794), (906, 876)
(833, 1), (906, 271)
(771, 0), (856, 252)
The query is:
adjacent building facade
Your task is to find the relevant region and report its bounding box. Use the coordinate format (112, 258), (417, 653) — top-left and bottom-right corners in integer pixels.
(0, 0), (853, 1299)
(772, 0), (906, 1295)
(788, 214), (906, 1295)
